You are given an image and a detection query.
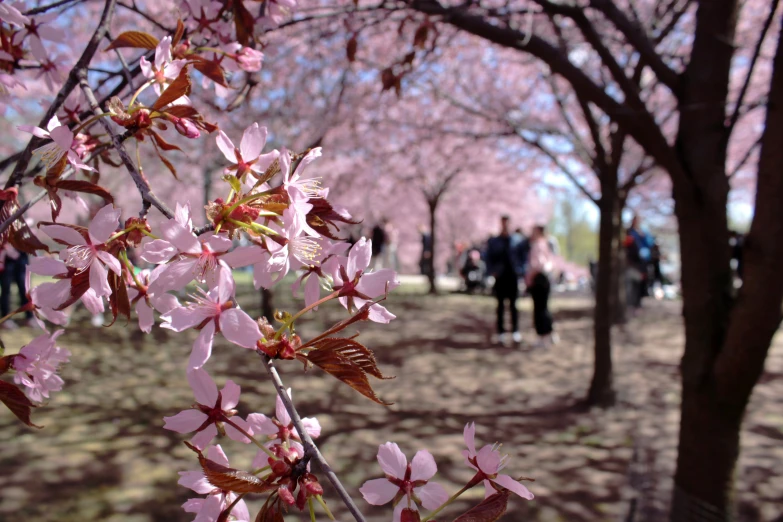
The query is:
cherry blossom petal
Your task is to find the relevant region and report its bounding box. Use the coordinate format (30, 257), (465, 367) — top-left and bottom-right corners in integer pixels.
(249, 150), (278, 174)
(359, 478), (399, 506)
(164, 59), (186, 80)
(152, 293), (179, 314)
(493, 474), (534, 500)
(139, 56), (153, 78)
(225, 416), (251, 444)
(89, 260), (111, 297)
(240, 123), (266, 161)
(367, 303), (396, 324)
(476, 445), (501, 475)
(275, 390), (292, 427)
(178, 470), (213, 495)
(160, 219), (200, 254)
(188, 368), (218, 406)
(463, 422), (477, 457)
(301, 416), (321, 438)
(220, 245), (268, 268)
(29, 256), (68, 276)
(154, 36), (171, 70)
(377, 442), (407, 479)
(88, 204), (121, 244)
(218, 380), (240, 410)
(219, 308), (262, 349)
(189, 320), (216, 370)
(39, 224), (87, 246)
(141, 239), (178, 263)
(163, 409), (208, 433)
(136, 300), (154, 333)
(217, 267), (236, 303)
(164, 303), (211, 332)
(207, 445), (230, 467)
(303, 272), (321, 308)
(191, 424), (218, 450)
(230, 496), (250, 522)
(205, 234), (233, 253)
(483, 479), (496, 499)
(347, 238), (371, 279)
(182, 497), (204, 514)
(410, 450), (438, 482)
(357, 269), (400, 297)
(246, 413), (278, 436)
(216, 130), (237, 163)
(152, 258), (200, 293)
(95, 250), (121, 275)
(49, 124), (74, 150)
(193, 493), (222, 520)
(415, 482), (449, 510)
(81, 288), (104, 314)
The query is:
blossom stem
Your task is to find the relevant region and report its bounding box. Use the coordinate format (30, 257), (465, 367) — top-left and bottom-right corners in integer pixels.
(308, 498), (317, 522)
(222, 492), (247, 519)
(421, 482), (474, 522)
(260, 355), (367, 522)
(119, 250), (144, 290)
(226, 217), (278, 237)
(128, 79), (155, 108)
(316, 495), (335, 521)
(72, 112), (110, 134)
(0, 306), (25, 325)
(274, 291), (339, 340)
(222, 418), (277, 459)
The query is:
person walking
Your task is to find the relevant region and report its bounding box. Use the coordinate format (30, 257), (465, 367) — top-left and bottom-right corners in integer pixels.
(371, 219), (387, 269)
(624, 215), (653, 315)
(526, 225), (557, 346)
(418, 224), (434, 278)
(486, 215), (527, 344)
(0, 245), (33, 329)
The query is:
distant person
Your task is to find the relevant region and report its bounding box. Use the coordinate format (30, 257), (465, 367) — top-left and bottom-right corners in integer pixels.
(0, 245), (33, 329)
(526, 225), (557, 346)
(624, 215), (653, 314)
(383, 220), (399, 272)
(461, 248), (485, 294)
(419, 224), (433, 278)
(371, 219), (387, 269)
(486, 215), (528, 344)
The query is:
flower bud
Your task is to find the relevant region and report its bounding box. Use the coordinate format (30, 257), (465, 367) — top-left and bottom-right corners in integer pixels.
(236, 47), (263, 72)
(173, 117), (200, 139)
(278, 485), (296, 505)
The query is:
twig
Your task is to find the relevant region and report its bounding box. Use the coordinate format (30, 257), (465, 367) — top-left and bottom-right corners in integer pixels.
(261, 355), (368, 522)
(4, 0), (118, 190)
(77, 76), (174, 219)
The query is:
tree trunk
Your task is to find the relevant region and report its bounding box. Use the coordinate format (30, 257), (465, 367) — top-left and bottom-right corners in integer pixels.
(672, 14), (783, 518)
(611, 209), (627, 326)
(260, 288), (274, 322)
(426, 199), (437, 294)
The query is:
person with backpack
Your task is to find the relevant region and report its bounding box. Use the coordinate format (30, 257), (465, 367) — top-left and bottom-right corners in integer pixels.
(486, 215), (528, 344)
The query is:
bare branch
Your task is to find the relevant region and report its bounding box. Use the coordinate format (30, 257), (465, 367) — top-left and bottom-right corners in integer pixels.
(728, 135), (763, 180)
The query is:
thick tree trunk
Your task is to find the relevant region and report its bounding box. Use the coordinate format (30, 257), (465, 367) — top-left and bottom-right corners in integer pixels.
(587, 191), (618, 406)
(611, 206), (627, 326)
(427, 199), (437, 295)
(672, 14), (783, 518)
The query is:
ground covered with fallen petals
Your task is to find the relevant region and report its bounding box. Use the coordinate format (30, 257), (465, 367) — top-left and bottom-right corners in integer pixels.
(1, 283), (781, 521)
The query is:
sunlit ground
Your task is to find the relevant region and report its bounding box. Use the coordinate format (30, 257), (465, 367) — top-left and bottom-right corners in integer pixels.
(1, 278), (781, 522)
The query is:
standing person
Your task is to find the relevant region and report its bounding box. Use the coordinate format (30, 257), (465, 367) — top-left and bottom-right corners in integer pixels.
(0, 245), (33, 329)
(624, 215), (653, 315)
(526, 225), (557, 346)
(486, 215), (527, 344)
(418, 224), (433, 278)
(383, 220), (399, 272)
(371, 219), (387, 269)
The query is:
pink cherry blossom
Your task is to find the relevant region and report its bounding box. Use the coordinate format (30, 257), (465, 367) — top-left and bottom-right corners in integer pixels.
(160, 269), (262, 369)
(140, 36), (188, 96)
(331, 237), (400, 323)
(13, 12), (67, 62)
(163, 368), (252, 449)
(246, 387), (320, 467)
(142, 203), (234, 293)
(216, 122), (278, 178)
(24, 259), (68, 328)
(126, 266), (179, 333)
(18, 115), (95, 172)
(280, 146), (324, 201)
(179, 445), (251, 522)
(12, 330), (70, 403)
(462, 422), (534, 500)
(359, 442), (448, 522)
(291, 239), (348, 308)
(0, 3), (29, 27)
(38, 204), (122, 300)
(29, 256), (106, 316)
(235, 46), (263, 72)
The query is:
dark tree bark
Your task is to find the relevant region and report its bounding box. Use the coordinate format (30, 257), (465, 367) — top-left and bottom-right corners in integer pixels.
(260, 288), (274, 322)
(426, 198), (438, 294)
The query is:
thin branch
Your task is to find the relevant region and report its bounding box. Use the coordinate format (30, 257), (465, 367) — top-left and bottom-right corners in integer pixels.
(261, 355), (368, 522)
(24, 0), (82, 15)
(117, 1), (174, 33)
(4, 0), (118, 190)
(727, 0), (780, 134)
(78, 74), (174, 219)
(728, 135), (763, 180)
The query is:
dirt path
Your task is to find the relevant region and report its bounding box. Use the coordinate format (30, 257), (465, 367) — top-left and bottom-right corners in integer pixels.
(0, 290), (781, 521)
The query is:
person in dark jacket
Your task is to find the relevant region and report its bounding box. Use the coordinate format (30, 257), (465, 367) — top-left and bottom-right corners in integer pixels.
(486, 215), (528, 343)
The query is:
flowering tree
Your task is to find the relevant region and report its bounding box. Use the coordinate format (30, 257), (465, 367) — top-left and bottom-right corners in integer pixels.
(0, 1), (538, 521)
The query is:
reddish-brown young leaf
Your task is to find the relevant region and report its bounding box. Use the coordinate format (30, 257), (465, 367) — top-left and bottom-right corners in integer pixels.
(254, 504), (285, 522)
(192, 57), (228, 87)
(452, 491), (510, 522)
(149, 130), (182, 152)
(150, 138), (179, 179)
(303, 305), (371, 346)
(9, 217), (50, 254)
(232, 0), (255, 46)
(0, 354), (19, 376)
(173, 19), (185, 46)
(153, 66), (192, 110)
(107, 269), (131, 326)
(55, 180), (115, 204)
(308, 337), (390, 380)
(305, 339), (391, 405)
(0, 381), (41, 428)
(165, 105), (200, 119)
(185, 442), (277, 494)
(105, 31), (159, 51)
(53, 268), (91, 311)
